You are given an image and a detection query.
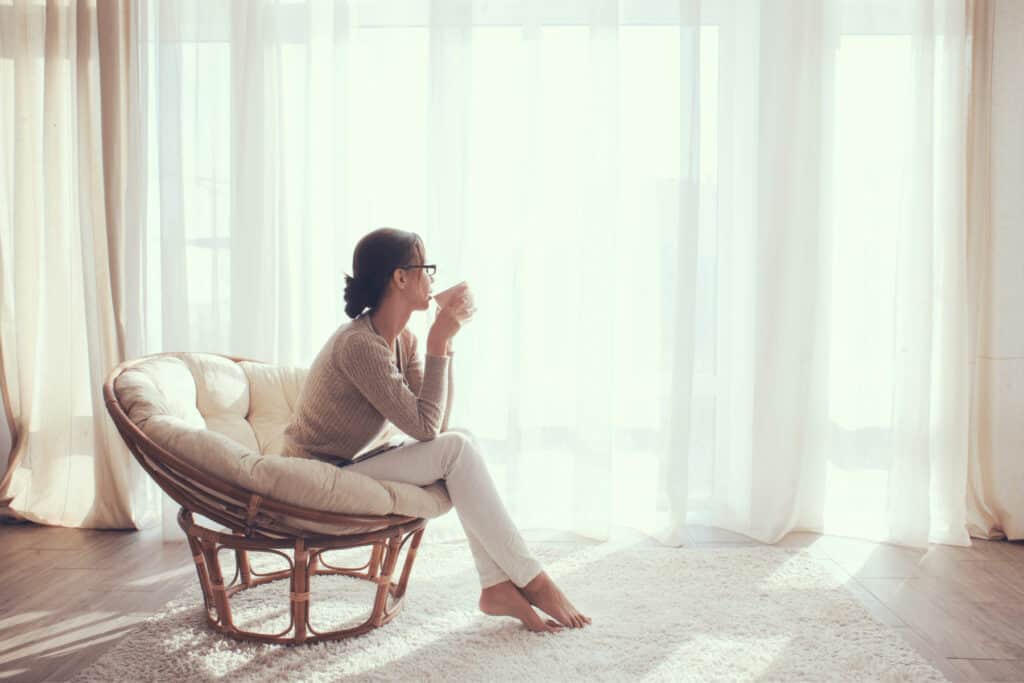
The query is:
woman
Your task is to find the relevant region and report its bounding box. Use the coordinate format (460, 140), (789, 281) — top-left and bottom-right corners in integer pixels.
(283, 227), (591, 633)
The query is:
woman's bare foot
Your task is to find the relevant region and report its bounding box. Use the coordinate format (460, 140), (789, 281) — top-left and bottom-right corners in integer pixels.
(519, 571), (592, 629)
(479, 580), (564, 633)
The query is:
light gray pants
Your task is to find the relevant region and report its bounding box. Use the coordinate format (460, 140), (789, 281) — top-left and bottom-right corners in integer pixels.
(342, 428), (544, 590)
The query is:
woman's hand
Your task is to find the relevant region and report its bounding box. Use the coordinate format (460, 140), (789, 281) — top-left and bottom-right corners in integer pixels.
(427, 307), (461, 356)
(427, 287), (477, 356)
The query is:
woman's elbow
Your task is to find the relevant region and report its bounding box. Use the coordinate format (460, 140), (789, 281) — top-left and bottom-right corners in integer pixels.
(411, 423), (442, 442)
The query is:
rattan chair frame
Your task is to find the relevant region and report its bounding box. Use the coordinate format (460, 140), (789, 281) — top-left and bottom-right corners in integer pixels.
(103, 352), (434, 645)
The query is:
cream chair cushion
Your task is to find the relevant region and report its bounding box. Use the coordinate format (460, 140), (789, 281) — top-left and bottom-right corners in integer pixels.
(113, 352), (452, 534)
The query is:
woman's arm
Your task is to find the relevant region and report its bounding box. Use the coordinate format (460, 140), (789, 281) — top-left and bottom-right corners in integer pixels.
(336, 333), (449, 441)
(440, 347), (454, 433)
(405, 333), (454, 433)
(405, 331), (426, 395)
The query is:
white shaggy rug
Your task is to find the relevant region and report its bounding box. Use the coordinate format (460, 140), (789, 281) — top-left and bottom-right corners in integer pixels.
(73, 539), (946, 682)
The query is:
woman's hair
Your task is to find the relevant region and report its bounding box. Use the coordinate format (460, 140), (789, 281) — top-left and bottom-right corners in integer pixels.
(343, 227), (423, 319)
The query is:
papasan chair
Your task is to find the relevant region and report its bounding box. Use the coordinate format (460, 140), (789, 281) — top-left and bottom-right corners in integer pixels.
(103, 351), (452, 644)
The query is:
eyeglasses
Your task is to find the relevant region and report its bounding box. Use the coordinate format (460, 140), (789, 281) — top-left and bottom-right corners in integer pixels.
(399, 264), (437, 277)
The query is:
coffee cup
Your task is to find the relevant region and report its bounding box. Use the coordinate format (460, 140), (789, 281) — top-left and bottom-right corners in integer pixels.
(432, 281), (476, 322)
(432, 280), (470, 308)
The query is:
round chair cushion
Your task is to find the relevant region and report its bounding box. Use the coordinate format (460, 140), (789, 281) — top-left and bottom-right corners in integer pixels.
(112, 352), (452, 535)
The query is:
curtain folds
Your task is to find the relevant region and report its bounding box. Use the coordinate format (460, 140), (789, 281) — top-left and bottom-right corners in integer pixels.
(965, 0), (1021, 540)
(0, 0), (153, 528)
(0, 0), (1005, 548)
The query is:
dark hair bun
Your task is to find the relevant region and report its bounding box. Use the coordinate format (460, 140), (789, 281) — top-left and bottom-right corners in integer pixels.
(343, 274), (371, 319)
(343, 227), (424, 319)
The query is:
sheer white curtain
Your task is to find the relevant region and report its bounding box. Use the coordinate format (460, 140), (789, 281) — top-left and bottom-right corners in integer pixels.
(130, 0), (981, 547)
(0, 0), (155, 528)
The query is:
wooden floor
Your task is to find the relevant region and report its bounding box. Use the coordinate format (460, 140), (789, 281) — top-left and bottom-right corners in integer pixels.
(2, 521), (1023, 683)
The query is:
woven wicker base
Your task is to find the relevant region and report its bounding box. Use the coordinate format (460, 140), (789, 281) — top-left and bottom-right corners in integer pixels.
(179, 509), (427, 645)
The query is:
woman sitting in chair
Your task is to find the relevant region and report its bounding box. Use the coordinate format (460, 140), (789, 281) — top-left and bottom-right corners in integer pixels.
(283, 227), (591, 633)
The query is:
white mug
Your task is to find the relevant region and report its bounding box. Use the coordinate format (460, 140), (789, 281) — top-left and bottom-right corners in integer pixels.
(432, 280), (476, 321)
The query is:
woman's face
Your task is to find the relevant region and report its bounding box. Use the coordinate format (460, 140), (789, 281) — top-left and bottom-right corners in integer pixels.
(405, 242), (434, 311)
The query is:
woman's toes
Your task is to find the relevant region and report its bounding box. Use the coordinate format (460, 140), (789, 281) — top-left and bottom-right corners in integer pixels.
(539, 619), (562, 633)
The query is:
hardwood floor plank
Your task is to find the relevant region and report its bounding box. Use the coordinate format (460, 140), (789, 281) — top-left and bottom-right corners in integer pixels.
(977, 561), (1024, 601)
(859, 577), (1024, 660)
(814, 535), (927, 579)
(840, 578), (908, 627)
(910, 564), (1024, 605)
(2, 604), (165, 682)
(0, 524), (50, 553)
(56, 542), (195, 591)
(918, 539), (1024, 564)
(948, 658), (1024, 683)
(1, 576), (193, 682)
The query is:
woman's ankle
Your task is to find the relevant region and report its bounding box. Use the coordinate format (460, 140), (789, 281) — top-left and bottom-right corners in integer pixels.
(481, 578), (514, 593)
(521, 570), (548, 593)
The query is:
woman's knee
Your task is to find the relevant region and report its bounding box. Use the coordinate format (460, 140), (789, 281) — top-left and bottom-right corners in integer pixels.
(436, 430), (481, 471)
(445, 426), (479, 445)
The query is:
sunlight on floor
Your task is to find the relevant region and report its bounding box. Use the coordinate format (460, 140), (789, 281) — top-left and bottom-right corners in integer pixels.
(652, 634), (793, 680)
(125, 563), (195, 588)
(0, 611), (50, 630)
(0, 610), (136, 667)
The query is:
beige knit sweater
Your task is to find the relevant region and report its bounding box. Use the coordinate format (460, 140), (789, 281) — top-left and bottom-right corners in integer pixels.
(283, 311), (454, 465)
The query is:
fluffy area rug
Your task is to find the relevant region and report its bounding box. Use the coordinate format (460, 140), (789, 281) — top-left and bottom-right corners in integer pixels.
(72, 539), (945, 682)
